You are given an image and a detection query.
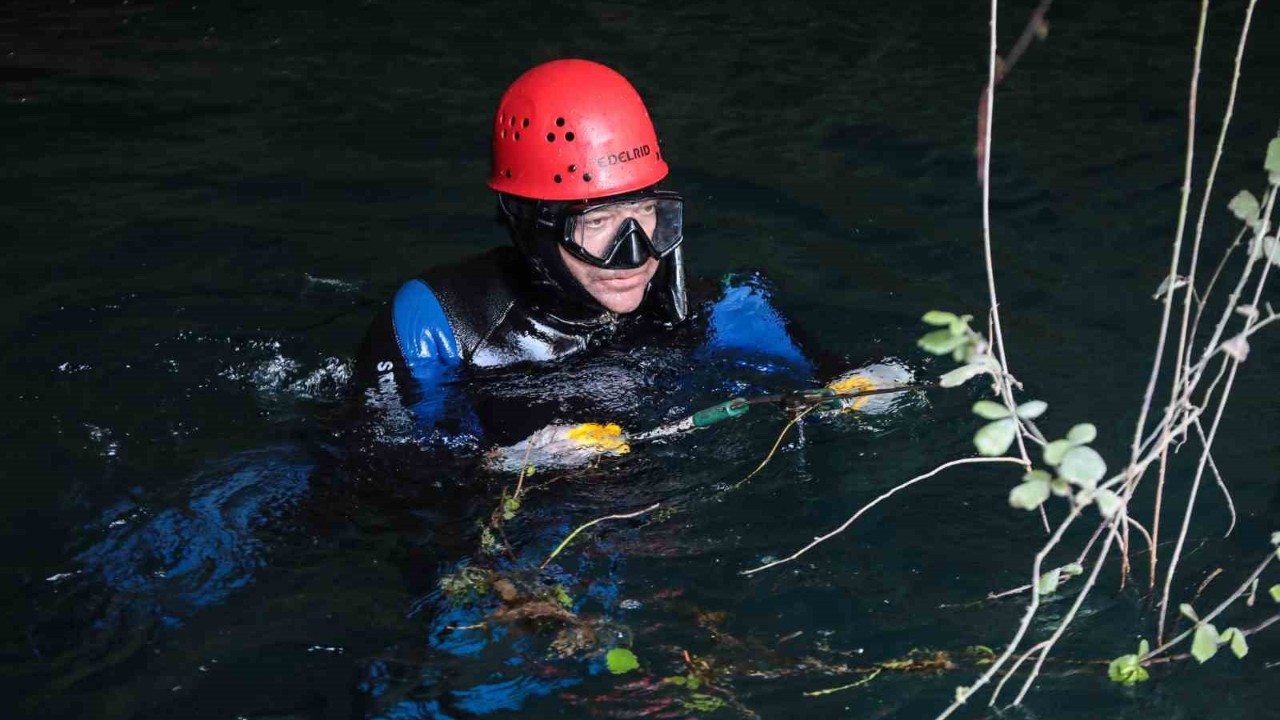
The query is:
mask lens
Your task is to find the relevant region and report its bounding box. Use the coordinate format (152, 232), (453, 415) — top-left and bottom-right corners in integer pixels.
(561, 193), (683, 267)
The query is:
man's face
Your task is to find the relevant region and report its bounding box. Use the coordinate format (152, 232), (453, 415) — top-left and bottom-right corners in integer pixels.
(558, 199), (661, 314)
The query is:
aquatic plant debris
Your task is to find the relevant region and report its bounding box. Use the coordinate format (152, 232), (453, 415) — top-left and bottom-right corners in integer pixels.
(607, 648), (640, 674)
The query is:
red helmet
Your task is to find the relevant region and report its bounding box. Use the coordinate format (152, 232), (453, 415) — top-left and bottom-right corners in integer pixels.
(487, 59), (669, 201)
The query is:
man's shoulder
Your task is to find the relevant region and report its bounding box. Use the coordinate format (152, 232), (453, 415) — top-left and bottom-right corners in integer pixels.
(399, 246), (525, 356)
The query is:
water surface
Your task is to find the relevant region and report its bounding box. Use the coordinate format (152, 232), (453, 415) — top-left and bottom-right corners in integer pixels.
(4, 0), (1280, 718)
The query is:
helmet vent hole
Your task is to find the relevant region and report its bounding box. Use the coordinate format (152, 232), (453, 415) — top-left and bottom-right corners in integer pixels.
(546, 132), (556, 142)
(555, 117), (565, 127)
(568, 164), (576, 172)
(553, 174), (562, 183)
(564, 132), (575, 142)
(515, 131), (521, 141)
(522, 118), (530, 128)
(500, 129), (506, 139)
(583, 173), (592, 182)
(509, 117), (516, 127)
(504, 169), (512, 178)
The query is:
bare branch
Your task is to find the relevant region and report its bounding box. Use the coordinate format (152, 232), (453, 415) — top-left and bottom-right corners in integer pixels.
(742, 457), (1025, 576)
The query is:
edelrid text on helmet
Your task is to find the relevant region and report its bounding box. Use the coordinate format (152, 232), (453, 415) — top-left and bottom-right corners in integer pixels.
(487, 59), (669, 201)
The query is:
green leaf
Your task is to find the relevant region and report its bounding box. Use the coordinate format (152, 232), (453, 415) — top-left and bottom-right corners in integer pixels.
(1066, 423), (1097, 445)
(1179, 603), (1199, 622)
(1223, 627), (1249, 659)
(1061, 562), (1084, 577)
(1094, 488), (1122, 519)
(1191, 623), (1220, 664)
(1262, 237), (1280, 268)
(686, 675), (703, 690)
(606, 648), (640, 674)
(1037, 569), (1060, 595)
(663, 675), (687, 686)
(682, 693), (724, 713)
(918, 329), (965, 356)
(1108, 654), (1150, 686)
(1024, 469), (1052, 483)
(1059, 446), (1107, 487)
(975, 418), (1017, 456)
(1010, 478), (1051, 511)
(1015, 400), (1048, 419)
(940, 362), (990, 388)
(1050, 477), (1072, 497)
(1270, 531), (1280, 546)
(972, 400), (1011, 420)
(922, 310), (959, 326)
(1138, 639), (1150, 657)
(948, 315), (973, 337)
(1228, 190), (1261, 227)
(1269, 584), (1280, 603)
(1044, 439), (1073, 467)
(1265, 137), (1280, 175)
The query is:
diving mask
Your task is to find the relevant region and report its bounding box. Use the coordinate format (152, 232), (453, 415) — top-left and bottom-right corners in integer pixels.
(554, 191), (684, 270)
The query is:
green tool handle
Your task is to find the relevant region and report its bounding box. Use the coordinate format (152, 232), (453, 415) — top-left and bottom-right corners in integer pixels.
(691, 398), (750, 428)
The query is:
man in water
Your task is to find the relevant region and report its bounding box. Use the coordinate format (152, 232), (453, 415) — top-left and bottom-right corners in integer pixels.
(348, 59), (918, 717)
(357, 58), (867, 467)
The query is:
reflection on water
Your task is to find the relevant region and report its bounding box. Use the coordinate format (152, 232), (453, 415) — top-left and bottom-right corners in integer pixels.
(72, 448), (312, 623)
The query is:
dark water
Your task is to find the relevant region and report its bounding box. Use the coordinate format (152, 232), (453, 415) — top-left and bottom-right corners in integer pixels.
(4, 0), (1280, 718)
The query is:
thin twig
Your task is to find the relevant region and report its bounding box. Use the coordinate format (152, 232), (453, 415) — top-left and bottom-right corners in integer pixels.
(1156, 0), (1260, 594)
(1124, 514), (1155, 561)
(998, 0), (1053, 81)
(1193, 567), (1225, 603)
(742, 457), (1025, 576)
(1191, 416), (1237, 537)
(1160, 187), (1280, 636)
(513, 428), (539, 499)
(1178, 0), (1262, 385)
(803, 668), (882, 697)
(1158, 355), (1243, 641)
(1145, 554), (1275, 663)
(1187, 228), (1248, 366)
(1009, 516), (1123, 706)
(975, 0), (1032, 474)
(990, 640), (1050, 706)
(936, 506), (1084, 720)
(732, 403), (822, 490)
(1137, 0), (1211, 596)
(540, 503), (660, 568)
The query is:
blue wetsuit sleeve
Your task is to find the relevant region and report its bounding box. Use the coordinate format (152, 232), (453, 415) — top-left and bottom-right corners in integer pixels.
(391, 279), (467, 429)
(700, 272), (814, 375)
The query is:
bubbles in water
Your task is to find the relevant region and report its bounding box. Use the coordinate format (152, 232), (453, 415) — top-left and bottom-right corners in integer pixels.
(84, 423), (121, 458)
(217, 337), (352, 403)
(303, 273), (360, 292)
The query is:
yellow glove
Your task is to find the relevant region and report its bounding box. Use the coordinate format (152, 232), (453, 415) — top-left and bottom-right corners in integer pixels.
(825, 372), (878, 413)
(823, 362), (916, 415)
(485, 423), (631, 473)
